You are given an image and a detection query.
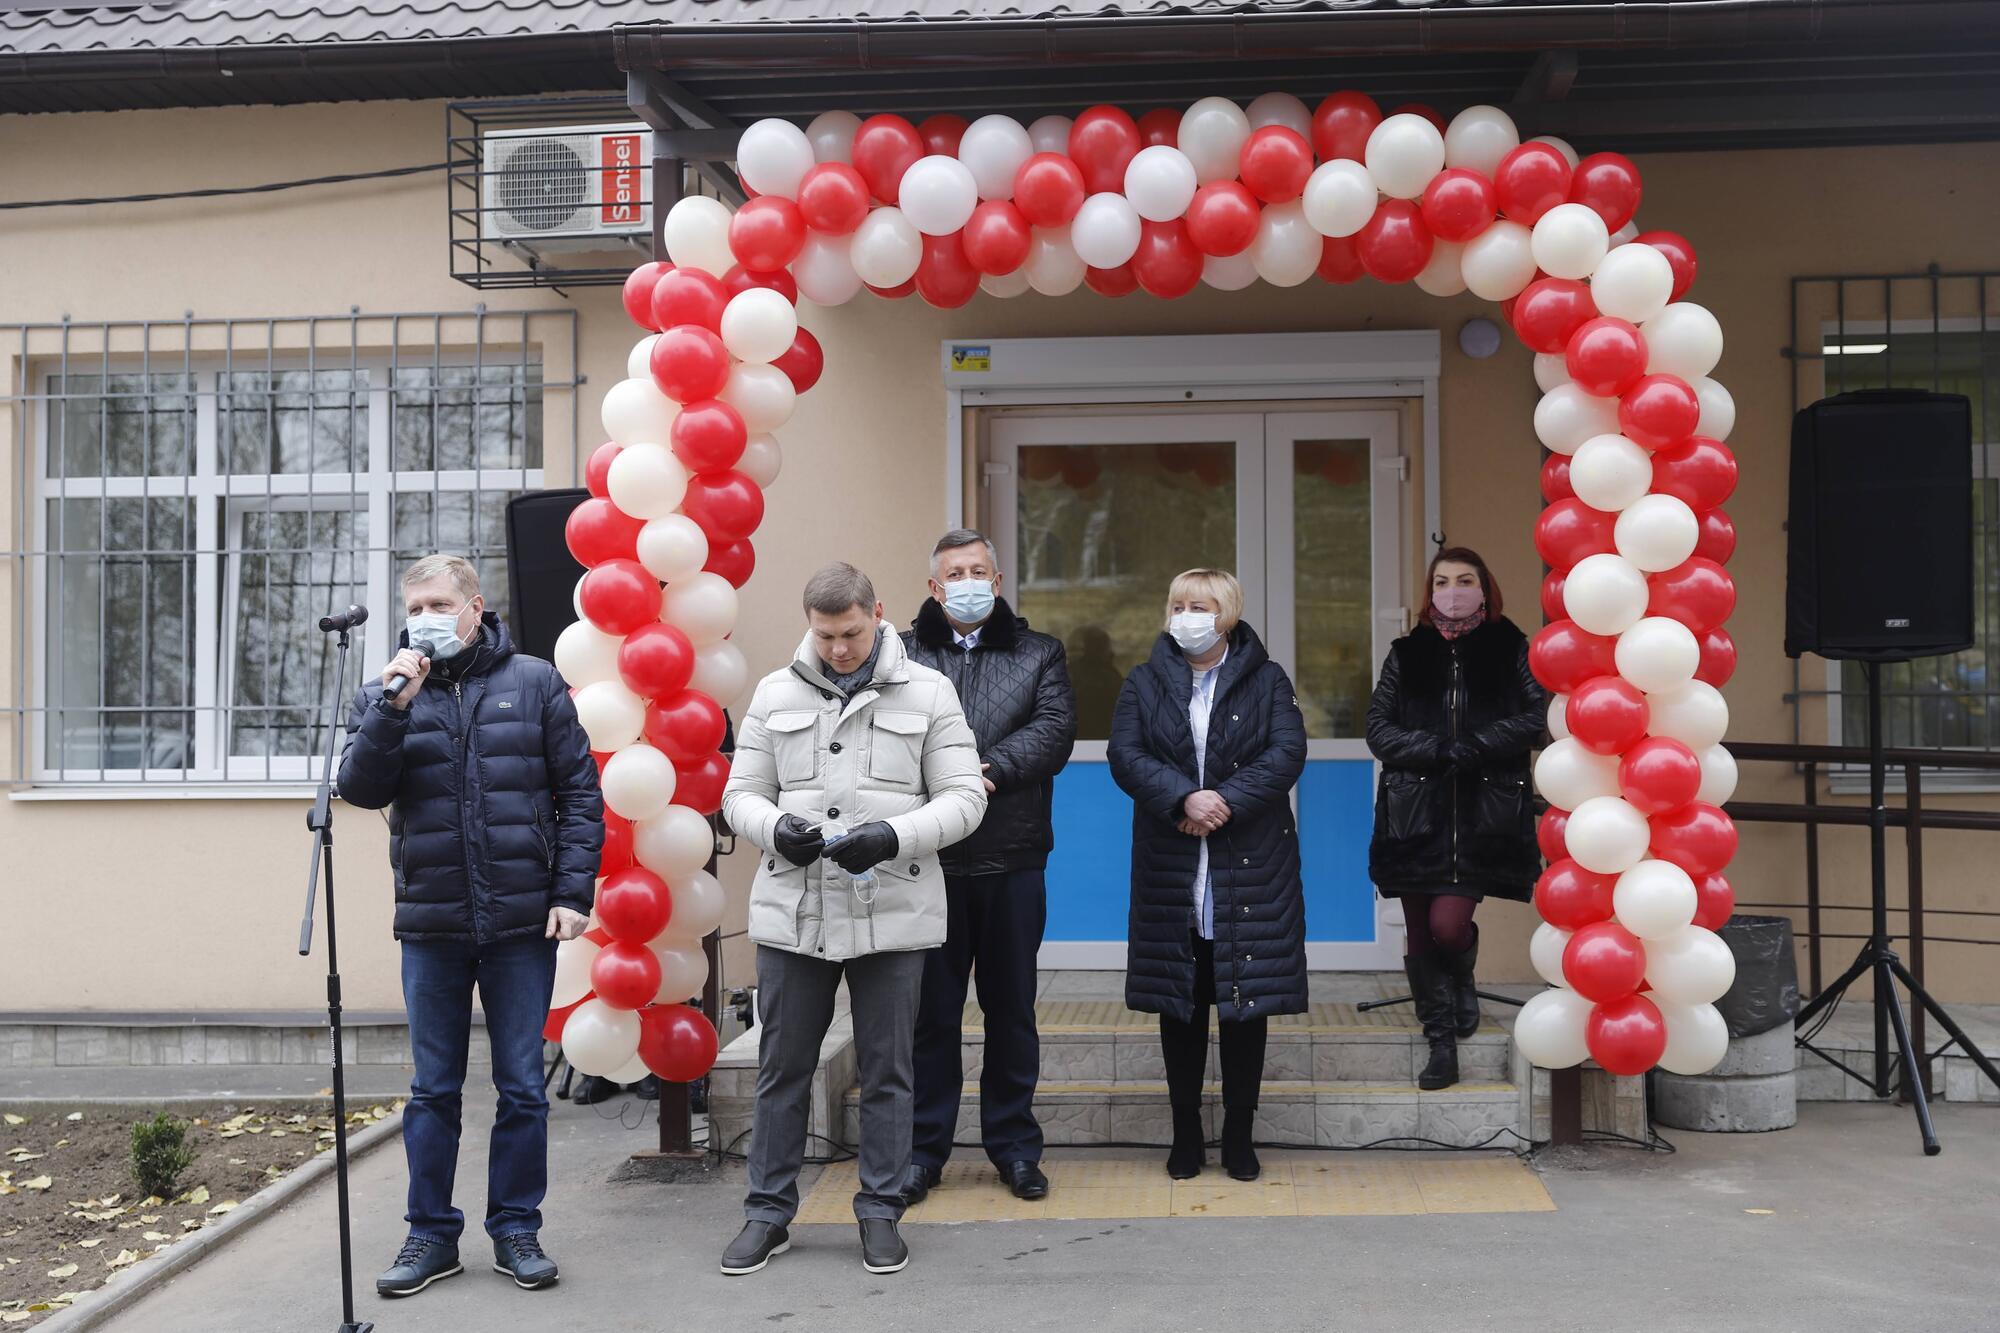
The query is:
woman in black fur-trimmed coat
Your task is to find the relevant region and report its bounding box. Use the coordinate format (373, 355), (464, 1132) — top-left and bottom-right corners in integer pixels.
(1366, 546), (1547, 1091)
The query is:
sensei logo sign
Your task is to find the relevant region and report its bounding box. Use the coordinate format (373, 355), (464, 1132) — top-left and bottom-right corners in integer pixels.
(602, 134), (643, 225)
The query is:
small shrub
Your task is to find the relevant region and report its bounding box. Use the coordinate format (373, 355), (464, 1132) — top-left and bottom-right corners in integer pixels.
(130, 1113), (197, 1200)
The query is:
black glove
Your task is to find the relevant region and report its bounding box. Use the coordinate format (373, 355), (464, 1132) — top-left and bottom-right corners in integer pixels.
(1444, 738), (1482, 772)
(827, 821), (899, 874)
(773, 814), (825, 868)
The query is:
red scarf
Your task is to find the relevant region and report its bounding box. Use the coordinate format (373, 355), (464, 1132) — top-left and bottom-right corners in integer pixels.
(1433, 606), (1486, 640)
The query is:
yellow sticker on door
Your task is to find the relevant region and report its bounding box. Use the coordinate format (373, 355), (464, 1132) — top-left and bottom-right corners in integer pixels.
(950, 345), (991, 372)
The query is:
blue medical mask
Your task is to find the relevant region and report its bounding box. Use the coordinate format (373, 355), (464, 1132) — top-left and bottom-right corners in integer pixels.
(405, 607), (472, 661)
(942, 578), (995, 625)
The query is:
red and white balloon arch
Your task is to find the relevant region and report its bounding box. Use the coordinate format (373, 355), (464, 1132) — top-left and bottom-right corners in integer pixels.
(552, 93), (1744, 1084)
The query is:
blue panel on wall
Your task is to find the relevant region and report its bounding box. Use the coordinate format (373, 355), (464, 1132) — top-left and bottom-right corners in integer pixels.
(1297, 760), (1377, 944)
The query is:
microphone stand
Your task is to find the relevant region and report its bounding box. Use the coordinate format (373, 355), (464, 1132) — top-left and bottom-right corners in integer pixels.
(300, 608), (375, 1333)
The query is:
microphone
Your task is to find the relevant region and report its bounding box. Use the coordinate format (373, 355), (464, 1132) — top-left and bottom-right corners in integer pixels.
(318, 604), (368, 633)
(385, 640), (436, 699)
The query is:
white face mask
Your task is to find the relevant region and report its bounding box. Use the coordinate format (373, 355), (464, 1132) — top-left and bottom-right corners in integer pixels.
(406, 606), (473, 661)
(1169, 611), (1220, 656)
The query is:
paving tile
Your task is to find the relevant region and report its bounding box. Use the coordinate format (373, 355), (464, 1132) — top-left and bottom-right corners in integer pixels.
(1291, 1158), (1426, 1216)
(1169, 1175), (1297, 1218)
(1409, 1158), (1555, 1213)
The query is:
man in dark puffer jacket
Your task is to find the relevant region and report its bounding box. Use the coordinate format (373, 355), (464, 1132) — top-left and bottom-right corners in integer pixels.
(338, 554), (601, 1299)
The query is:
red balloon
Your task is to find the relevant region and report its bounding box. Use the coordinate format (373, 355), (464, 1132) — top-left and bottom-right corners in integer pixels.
(1696, 627), (1737, 688)
(1354, 200), (1435, 284)
(1637, 230), (1698, 301)
(722, 265), (799, 306)
(596, 866), (673, 943)
(1648, 558), (1736, 635)
(565, 495), (644, 568)
(1695, 507), (1737, 564)
(796, 162), (872, 235)
(543, 998), (585, 1043)
(1563, 922), (1649, 1003)
(1650, 802), (1737, 877)
(589, 940), (661, 1011)
(852, 114), (924, 203)
(1013, 153), (1087, 228)
(1619, 736), (1702, 816)
(680, 469), (765, 545)
(866, 278), (916, 300)
(1084, 263), (1138, 298)
(672, 750), (731, 816)
(1130, 219), (1203, 299)
(638, 1003), (720, 1083)
(650, 267), (729, 333)
(1587, 992), (1668, 1075)
(649, 325), (730, 403)
(1512, 277), (1599, 354)
(584, 441), (621, 499)
(1069, 105), (1142, 195)
(644, 688), (727, 764)
(1570, 152), (1643, 232)
(1540, 569), (1568, 624)
(1538, 807), (1571, 863)
(915, 231), (980, 308)
(670, 398), (748, 474)
(918, 113), (969, 158)
(1530, 620), (1618, 694)
(1185, 180), (1261, 257)
(1420, 168), (1497, 244)
(705, 536), (756, 589)
(592, 748), (611, 782)
(962, 200), (1033, 276)
(771, 327), (825, 395)
(600, 810), (635, 877)
(1137, 107), (1181, 148)
(1239, 126), (1313, 204)
(1564, 318), (1648, 398)
(617, 622), (695, 699)
(1535, 858), (1618, 931)
(1318, 235), (1365, 284)
(1311, 91), (1383, 162)
(727, 196), (807, 273)
(1391, 103), (1447, 133)
(1651, 437), (1737, 511)
(622, 261), (671, 331)
(1692, 871), (1736, 932)
(1494, 143), (1573, 224)
(580, 559), (662, 637)
(1541, 454), (1575, 504)
(1619, 374), (1700, 451)
(582, 925), (612, 947)
(1534, 497), (1616, 572)
(1568, 675), (1651, 756)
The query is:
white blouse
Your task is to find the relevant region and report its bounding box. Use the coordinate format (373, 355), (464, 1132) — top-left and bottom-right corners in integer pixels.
(1187, 648), (1227, 940)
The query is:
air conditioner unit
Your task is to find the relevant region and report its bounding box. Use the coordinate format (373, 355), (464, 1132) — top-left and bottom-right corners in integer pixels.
(480, 122), (653, 249)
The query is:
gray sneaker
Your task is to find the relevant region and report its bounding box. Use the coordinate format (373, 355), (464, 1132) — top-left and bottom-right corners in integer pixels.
(377, 1236), (462, 1297)
(720, 1221), (791, 1276)
(859, 1218), (908, 1274)
(492, 1232), (559, 1290)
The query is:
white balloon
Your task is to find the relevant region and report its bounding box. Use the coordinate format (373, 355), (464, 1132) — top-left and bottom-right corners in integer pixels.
(1656, 1000), (1730, 1075)
(606, 1050), (652, 1086)
(635, 513), (709, 584)
(720, 288), (799, 364)
(1529, 134), (1580, 170)
(849, 207), (923, 288)
(554, 620), (623, 689)
(806, 110), (861, 164)
(1569, 433), (1654, 512)
(792, 230), (863, 307)
(661, 570), (738, 645)
(562, 999), (641, 1077)
(663, 196), (735, 277)
(689, 639), (751, 707)
(1300, 159), (1378, 239)
(1027, 114), (1073, 156)
(1534, 383), (1622, 456)
(1201, 251), (1258, 292)
(1646, 681), (1730, 750)
(981, 268), (1032, 298)
(663, 869), (727, 941)
(1530, 922), (1576, 989)
(737, 433), (783, 489)
(1024, 225), (1087, 296)
(1071, 192), (1143, 269)
(650, 940), (710, 1004)
(626, 335), (660, 382)
(574, 680), (646, 751)
(633, 805), (716, 880)
(1697, 744), (1739, 807)
(1532, 202), (1610, 281)
(1123, 145), (1198, 222)
(1644, 926), (1737, 1006)
(1246, 91), (1312, 139)
(1250, 200), (1320, 288)
(721, 363), (796, 434)
(607, 442), (689, 521)
(551, 937), (601, 1008)
(1443, 104), (1519, 177)
(1615, 493), (1699, 572)
(602, 743), (678, 822)
(1546, 693), (1572, 741)
(1589, 241), (1674, 324)
(1535, 737), (1623, 810)
(1614, 859), (1699, 939)
(1563, 552), (1650, 638)
(1461, 219), (1538, 301)
(899, 154), (979, 236)
(601, 377), (677, 448)
(1413, 240), (1467, 298)
(1615, 617), (1702, 695)
(572, 576), (587, 621)
(1692, 376), (1736, 441)
(960, 115), (1034, 200)
(1179, 96), (1251, 184)
(736, 118), (815, 199)
(1568, 795), (1652, 875)
(1610, 220), (1641, 248)
(1514, 987), (1594, 1069)
(1363, 112), (1446, 200)
(1533, 352), (1573, 392)
(1643, 302), (1725, 380)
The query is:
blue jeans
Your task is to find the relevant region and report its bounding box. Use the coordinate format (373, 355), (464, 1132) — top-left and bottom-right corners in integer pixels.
(399, 933), (557, 1246)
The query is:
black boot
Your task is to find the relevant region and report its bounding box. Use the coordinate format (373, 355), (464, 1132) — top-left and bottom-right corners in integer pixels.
(1167, 1105), (1206, 1179)
(1220, 1106), (1260, 1181)
(1405, 955), (1459, 1091)
(1440, 924), (1482, 1039)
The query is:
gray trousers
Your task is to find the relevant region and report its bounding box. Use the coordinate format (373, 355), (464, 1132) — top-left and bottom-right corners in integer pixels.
(745, 944), (927, 1225)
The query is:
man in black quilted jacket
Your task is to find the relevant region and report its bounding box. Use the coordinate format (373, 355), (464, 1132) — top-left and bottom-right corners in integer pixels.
(900, 529), (1077, 1203)
(338, 554), (601, 1299)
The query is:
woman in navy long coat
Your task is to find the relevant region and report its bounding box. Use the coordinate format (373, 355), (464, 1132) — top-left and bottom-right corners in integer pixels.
(1108, 569), (1307, 1183)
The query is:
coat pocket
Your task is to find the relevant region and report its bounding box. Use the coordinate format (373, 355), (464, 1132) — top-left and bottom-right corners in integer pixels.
(766, 710), (820, 786)
(1472, 772), (1528, 838)
(868, 710), (928, 787)
(747, 854), (808, 950)
(1376, 770), (1438, 844)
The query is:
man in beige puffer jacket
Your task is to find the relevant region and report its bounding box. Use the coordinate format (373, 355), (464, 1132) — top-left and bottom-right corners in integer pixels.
(718, 563), (986, 1279)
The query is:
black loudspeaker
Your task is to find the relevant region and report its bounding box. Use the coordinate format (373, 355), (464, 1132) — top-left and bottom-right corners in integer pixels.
(505, 488), (589, 664)
(1785, 389), (1974, 662)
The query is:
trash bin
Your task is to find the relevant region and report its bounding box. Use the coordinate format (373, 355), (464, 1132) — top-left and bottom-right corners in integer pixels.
(1654, 916), (1800, 1132)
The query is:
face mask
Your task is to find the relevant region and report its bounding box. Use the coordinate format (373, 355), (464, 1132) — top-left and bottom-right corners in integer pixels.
(1170, 611), (1220, 655)
(941, 578), (995, 625)
(406, 607), (472, 661)
(1432, 585), (1484, 620)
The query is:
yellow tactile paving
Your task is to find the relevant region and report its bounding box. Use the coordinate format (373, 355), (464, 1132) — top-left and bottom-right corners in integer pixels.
(1291, 1158), (1428, 1216)
(1409, 1158), (1557, 1214)
(973, 1000), (1506, 1035)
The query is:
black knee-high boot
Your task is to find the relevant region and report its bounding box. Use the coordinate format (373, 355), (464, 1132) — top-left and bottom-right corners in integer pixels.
(1159, 1014), (1208, 1179)
(1439, 923), (1482, 1039)
(1406, 954), (1460, 1091)
(1218, 1016), (1267, 1181)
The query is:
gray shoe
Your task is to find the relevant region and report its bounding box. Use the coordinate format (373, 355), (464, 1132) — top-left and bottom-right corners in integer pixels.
(376, 1236), (462, 1298)
(492, 1232), (558, 1290)
(859, 1218), (909, 1274)
(720, 1221), (791, 1276)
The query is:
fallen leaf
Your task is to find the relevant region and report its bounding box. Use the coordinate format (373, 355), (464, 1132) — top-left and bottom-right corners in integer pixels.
(76, 1239), (103, 1249)
(20, 1176), (51, 1192)
(97, 1194), (121, 1207)
(139, 1215), (160, 1224)
(208, 1201), (237, 1215)
(140, 1196), (164, 1208)
(180, 1185), (209, 1206)
(227, 1158), (246, 1166)
(1744, 1208), (1775, 1215)
(106, 1249), (140, 1269)
(178, 1220), (202, 1231)
(142, 1231), (171, 1242)
(46, 1263), (78, 1279)
(2, 1114), (24, 1126)
(63, 1112), (82, 1122)
(4, 1312), (32, 1324)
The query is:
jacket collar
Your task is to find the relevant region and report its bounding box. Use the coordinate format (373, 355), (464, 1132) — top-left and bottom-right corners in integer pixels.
(911, 594), (1022, 651)
(405, 610), (512, 683)
(790, 621), (912, 698)
(1145, 619), (1269, 703)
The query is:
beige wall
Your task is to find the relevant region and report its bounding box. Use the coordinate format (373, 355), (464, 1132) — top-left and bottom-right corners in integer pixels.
(1, 99), (1996, 1012)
